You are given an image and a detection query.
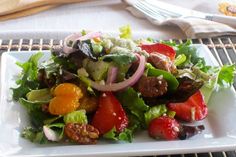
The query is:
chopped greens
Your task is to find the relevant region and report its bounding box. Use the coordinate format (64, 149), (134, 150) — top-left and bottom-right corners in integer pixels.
(200, 64), (236, 103)
(22, 127), (49, 144)
(163, 40), (206, 70)
(19, 98), (44, 112)
(116, 88), (149, 127)
(13, 52), (43, 100)
(174, 54), (187, 66)
(19, 98), (52, 128)
(144, 104), (167, 125)
(217, 64), (236, 88)
(103, 127), (133, 143)
(102, 47), (137, 65)
(63, 110), (88, 124)
(26, 88), (52, 102)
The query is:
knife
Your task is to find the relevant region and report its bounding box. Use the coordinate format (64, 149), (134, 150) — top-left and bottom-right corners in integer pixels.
(135, 0), (236, 28)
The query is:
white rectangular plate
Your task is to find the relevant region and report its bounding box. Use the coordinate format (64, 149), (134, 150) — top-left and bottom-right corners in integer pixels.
(1, 45), (236, 157)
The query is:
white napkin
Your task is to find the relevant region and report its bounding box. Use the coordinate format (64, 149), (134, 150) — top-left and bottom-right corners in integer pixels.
(124, 0), (236, 38)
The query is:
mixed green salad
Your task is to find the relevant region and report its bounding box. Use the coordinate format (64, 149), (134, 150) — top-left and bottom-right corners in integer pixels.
(12, 25), (236, 144)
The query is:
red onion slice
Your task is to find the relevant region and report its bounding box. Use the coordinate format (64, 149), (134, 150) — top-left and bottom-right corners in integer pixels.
(63, 32), (82, 54)
(106, 66), (118, 84)
(43, 126), (60, 142)
(90, 55), (146, 91)
(77, 31), (102, 41)
(63, 31), (102, 54)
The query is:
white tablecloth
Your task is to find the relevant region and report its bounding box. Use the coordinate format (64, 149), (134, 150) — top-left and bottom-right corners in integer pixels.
(0, 0), (187, 40)
(0, 0), (227, 40)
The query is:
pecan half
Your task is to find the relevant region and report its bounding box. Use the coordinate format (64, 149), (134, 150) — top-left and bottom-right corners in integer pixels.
(64, 123), (99, 144)
(136, 75), (168, 97)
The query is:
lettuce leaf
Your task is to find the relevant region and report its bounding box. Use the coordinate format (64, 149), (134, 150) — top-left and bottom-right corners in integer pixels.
(102, 47), (137, 65)
(103, 127), (133, 143)
(26, 88), (52, 102)
(163, 40), (235, 103)
(12, 52), (43, 100)
(19, 98), (52, 128)
(163, 40), (206, 70)
(116, 88), (149, 125)
(217, 64), (236, 88)
(63, 110), (88, 124)
(44, 116), (63, 125)
(22, 123), (65, 144)
(19, 98), (44, 112)
(144, 104), (167, 125)
(200, 64), (236, 103)
(21, 127), (49, 144)
(45, 123), (65, 141)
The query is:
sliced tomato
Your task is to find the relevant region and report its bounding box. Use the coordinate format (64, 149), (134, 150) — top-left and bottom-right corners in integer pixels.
(91, 92), (128, 135)
(168, 90), (208, 122)
(140, 43), (176, 61)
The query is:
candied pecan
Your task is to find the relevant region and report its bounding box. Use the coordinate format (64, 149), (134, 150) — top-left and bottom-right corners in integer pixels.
(78, 83), (98, 113)
(136, 75), (168, 97)
(148, 53), (177, 74)
(65, 123), (99, 144)
(78, 96), (98, 113)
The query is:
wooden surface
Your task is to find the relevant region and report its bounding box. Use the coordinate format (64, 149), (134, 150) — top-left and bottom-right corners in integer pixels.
(0, 4), (58, 21)
(0, 0), (91, 21)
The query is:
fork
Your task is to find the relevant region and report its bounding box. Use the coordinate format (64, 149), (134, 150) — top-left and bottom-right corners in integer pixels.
(131, 0), (186, 22)
(129, 0), (236, 27)
(134, 0), (180, 20)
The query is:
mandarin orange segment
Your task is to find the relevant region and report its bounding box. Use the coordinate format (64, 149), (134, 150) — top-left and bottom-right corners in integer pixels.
(49, 96), (79, 115)
(54, 83), (83, 99)
(49, 83), (83, 115)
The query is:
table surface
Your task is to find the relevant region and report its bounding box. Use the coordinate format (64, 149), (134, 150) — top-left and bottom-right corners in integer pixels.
(0, 0), (222, 40)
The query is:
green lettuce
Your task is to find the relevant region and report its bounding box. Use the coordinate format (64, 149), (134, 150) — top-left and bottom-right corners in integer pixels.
(116, 88), (149, 125)
(63, 110), (88, 124)
(102, 47), (137, 65)
(19, 98), (52, 128)
(26, 88), (52, 102)
(163, 40), (206, 70)
(22, 127), (49, 144)
(12, 52), (43, 100)
(200, 64), (236, 103)
(163, 40), (235, 103)
(144, 104), (167, 125)
(21, 123), (65, 144)
(103, 127), (133, 143)
(174, 54), (187, 66)
(217, 64), (235, 88)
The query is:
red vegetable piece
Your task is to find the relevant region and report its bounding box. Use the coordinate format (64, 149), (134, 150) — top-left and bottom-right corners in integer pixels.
(148, 116), (180, 140)
(91, 92), (128, 135)
(168, 90), (208, 122)
(140, 43), (176, 60)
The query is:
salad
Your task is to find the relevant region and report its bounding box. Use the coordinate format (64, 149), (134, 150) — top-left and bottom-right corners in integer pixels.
(12, 26), (235, 144)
